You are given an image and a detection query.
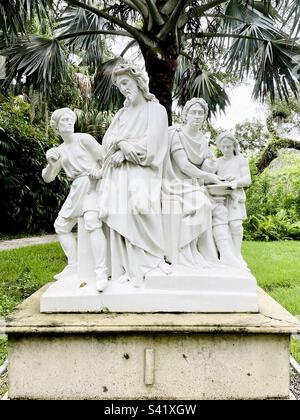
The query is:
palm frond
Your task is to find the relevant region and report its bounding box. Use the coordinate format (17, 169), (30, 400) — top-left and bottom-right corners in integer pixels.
(225, 24), (267, 77)
(222, 0), (281, 36)
(279, 0), (300, 35)
(1, 35), (68, 98)
(174, 56), (230, 116)
(252, 39), (300, 102)
(0, 0), (55, 36)
(0, 0), (25, 36)
(93, 58), (124, 112)
(56, 6), (106, 72)
(225, 13), (300, 102)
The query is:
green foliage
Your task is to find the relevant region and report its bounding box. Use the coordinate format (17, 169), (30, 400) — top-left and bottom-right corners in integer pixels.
(234, 121), (270, 155)
(75, 106), (113, 142)
(47, 70), (82, 113)
(0, 96), (68, 234)
(245, 151), (300, 241)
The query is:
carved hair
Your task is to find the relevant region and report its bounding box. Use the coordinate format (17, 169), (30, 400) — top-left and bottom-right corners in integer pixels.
(112, 63), (157, 105)
(216, 132), (240, 156)
(50, 108), (76, 135)
(182, 98), (209, 124)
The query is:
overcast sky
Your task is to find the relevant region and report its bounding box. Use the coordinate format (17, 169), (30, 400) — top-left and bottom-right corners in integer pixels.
(212, 83), (268, 129)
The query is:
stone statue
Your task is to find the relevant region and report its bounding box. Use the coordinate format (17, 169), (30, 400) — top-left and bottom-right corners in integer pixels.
(215, 132), (252, 265)
(42, 108), (108, 292)
(162, 98), (222, 266)
(163, 98), (244, 268)
(98, 63), (172, 288)
(40, 80), (258, 314)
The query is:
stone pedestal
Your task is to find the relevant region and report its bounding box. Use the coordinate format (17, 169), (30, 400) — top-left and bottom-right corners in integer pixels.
(40, 265), (258, 313)
(4, 286), (300, 400)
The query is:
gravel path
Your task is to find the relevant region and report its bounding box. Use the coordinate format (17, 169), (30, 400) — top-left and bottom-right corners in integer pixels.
(0, 235), (58, 251)
(0, 372), (8, 399)
(291, 366), (300, 400)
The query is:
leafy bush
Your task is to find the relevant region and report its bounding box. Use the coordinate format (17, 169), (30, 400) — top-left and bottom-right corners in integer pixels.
(0, 95), (69, 234)
(75, 105), (113, 142)
(245, 151), (300, 240)
(234, 121), (270, 155)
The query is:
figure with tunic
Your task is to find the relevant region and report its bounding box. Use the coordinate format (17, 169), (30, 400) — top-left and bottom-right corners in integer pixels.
(215, 132), (252, 266)
(98, 63), (171, 288)
(162, 98), (222, 267)
(163, 98), (244, 268)
(42, 108), (108, 292)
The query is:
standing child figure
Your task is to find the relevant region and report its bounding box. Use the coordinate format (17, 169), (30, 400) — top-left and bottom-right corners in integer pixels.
(215, 132), (252, 265)
(42, 108), (108, 292)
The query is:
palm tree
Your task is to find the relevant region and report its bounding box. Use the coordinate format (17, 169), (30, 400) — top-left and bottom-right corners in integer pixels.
(1, 0), (300, 123)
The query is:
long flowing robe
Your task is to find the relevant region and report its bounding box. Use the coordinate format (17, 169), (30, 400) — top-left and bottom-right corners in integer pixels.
(98, 100), (169, 286)
(162, 126), (213, 251)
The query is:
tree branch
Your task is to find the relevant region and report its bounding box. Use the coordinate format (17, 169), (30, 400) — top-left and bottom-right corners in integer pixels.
(183, 32), (267, 43)
(145, 0), (165, 26)
(160, 0), (180, 16)
(158, 0), (190, 39)
(65, 0), (153, 47)
(56, 30), (134, 41)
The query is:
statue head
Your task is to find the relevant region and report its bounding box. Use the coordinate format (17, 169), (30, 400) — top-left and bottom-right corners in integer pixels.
(50, 108), (76, 136)
(112, 63), (157, 106)
(182, 98), (209, 128)
(216, 132), (240, 157)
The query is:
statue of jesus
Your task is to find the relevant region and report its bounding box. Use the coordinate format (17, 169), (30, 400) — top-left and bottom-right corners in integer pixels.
(98, 63), (171, 287)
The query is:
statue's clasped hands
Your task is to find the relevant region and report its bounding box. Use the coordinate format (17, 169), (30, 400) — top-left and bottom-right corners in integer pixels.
(110, 151), (125, 168)
(118, 141), (141, 165)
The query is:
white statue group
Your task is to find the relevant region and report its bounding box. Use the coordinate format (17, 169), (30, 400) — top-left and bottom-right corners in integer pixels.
(42, 63), (252, 296)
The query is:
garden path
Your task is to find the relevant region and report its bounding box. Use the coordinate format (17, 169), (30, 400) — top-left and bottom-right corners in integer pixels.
(0, 235), (58, 251)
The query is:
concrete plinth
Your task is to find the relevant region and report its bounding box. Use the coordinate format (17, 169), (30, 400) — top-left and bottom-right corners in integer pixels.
(40, 265), (259, 313)
(3, 287), (300, 400)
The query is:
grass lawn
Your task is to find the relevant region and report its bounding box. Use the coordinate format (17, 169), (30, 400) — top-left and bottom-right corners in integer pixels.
(0, 241), (299, 368)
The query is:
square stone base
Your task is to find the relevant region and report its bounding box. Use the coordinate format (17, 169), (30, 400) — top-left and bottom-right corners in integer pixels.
(4, 287), (300, 400)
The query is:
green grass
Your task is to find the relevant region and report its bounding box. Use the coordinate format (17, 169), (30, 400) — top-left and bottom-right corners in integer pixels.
(0, 243), (65, 365)
(0, 241), (299, 367)
(243, 241), (300, 315)
(243, 241), (300, 364)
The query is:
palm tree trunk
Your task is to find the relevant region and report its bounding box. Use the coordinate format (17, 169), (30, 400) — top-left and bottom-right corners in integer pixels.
(141, 46), (178, 125)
